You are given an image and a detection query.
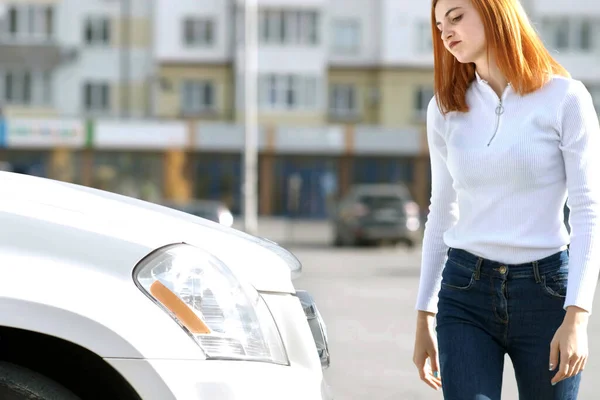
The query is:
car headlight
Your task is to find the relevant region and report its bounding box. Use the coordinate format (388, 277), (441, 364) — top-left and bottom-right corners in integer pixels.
(133, 243), (289, 365)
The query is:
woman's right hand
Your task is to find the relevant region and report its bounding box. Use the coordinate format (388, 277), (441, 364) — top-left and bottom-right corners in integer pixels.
(412, 311), (442, 391)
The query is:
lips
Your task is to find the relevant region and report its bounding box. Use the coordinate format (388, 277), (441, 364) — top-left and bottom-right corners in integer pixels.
(449, 41), (461, 49)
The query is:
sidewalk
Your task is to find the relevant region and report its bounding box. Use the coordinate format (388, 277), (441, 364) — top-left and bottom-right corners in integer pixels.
(232, 217), (333, 247)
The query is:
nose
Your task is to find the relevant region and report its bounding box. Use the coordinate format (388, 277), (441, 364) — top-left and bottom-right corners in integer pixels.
(441, 28), (454, 42)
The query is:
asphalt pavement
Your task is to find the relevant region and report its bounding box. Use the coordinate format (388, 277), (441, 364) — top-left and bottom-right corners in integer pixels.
(280, 238), (600, 400)
(232, 217), (333, 247)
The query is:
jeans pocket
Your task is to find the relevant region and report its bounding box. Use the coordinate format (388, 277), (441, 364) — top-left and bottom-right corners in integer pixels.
(542, 272), (568, 298)
(441, 259), (475, 291)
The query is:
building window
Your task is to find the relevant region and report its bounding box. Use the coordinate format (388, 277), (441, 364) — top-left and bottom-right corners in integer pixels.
(542, 18), (570, 50)
(181, 80), (216, 114)
(259, 10), (319, 45)
(330, 84), (358, 116)
(41, 71), (52, 104)
(84, 17), (111, 46)
(183, 18), (215, 47)
(8, 7), (16, 36)
(542, 17), (598, 52)
(416, 21), (433, 53)
(414, 86), (434, 120)
(0, 70), (51, 106)
(83, 82), (110, 113)
(5, 5), (54, 41)
(5, 71), (31, 105)
(332, 20), (360, 54)
(578, 20), (592, 51)
(258, 74), (318, 110)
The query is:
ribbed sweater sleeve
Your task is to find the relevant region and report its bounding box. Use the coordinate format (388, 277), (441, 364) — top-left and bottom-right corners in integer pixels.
(559, 81), (600, 313)
(415, 97), (459, 313)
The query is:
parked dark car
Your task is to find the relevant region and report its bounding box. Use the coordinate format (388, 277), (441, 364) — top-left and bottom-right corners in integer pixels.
(162, 200), (234, 227)
(332, 183), (421, 247)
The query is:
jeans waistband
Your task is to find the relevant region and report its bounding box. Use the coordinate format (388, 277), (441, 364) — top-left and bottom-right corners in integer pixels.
(446, 247), (569, 280)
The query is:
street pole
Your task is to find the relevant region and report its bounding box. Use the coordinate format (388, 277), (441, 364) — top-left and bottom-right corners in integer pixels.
(242, 0), (258, 235)
(120, 0), (131, 119)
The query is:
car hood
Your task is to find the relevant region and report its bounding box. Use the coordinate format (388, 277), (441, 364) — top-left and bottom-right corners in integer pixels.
(0, 172), (300, 294)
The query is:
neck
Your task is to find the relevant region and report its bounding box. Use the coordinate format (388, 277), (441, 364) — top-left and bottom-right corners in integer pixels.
(475, 59), (508, 97)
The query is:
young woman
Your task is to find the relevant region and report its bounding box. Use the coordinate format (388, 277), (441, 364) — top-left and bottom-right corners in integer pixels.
(413, 0), (600, 398)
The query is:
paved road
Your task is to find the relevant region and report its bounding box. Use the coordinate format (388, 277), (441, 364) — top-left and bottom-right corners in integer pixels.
(289, 244), (600, 400)
(232, 218), (333, 246)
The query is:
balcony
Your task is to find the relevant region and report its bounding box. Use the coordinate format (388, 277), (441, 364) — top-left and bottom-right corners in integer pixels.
(0, 4), (78, 70)
(0, 38), (77, 70)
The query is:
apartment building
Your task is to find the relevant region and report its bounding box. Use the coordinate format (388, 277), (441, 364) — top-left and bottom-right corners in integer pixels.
(0, 0), (154, 119)
(151, 0), (432, 217)
(153, 0), (330, 127)
(0, 0), (596, 122)
(2, 0), (596, 219)
(328, 0), (434, 128)
(60, 0), (154, 119)
(153, 0), (435, 129)
(0, 1), (69, 117)
(530, 0), (600, 112)
(153, 0), (235, 121)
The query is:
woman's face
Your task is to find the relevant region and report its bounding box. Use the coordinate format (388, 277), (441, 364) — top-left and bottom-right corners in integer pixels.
(434, 0), (487, 64)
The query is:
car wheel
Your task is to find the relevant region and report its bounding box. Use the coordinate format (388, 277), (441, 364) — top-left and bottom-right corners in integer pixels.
(404, 238), (416, 249)
(0, 361), (80, 400)
(333, 232), (344, 247)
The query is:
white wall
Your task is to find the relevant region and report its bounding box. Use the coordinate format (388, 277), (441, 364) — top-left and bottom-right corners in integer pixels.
(380, 0), (433, 67)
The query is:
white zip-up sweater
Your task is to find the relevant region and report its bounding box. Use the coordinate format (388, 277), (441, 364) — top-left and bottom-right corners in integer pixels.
(416, 73), (600, 314)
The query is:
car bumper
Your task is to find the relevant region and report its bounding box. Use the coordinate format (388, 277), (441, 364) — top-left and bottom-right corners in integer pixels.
(106, 358), (333, 400)
(359, 225), (419, 240)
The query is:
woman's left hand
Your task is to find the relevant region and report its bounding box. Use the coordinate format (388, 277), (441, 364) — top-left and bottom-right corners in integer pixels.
(549, 306), (589, 385)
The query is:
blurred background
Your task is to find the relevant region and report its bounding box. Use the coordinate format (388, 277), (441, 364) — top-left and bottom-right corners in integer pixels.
(0, 0), (598, 398)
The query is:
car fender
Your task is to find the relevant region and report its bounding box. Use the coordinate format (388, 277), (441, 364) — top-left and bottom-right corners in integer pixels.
(0, 252), (206, 361)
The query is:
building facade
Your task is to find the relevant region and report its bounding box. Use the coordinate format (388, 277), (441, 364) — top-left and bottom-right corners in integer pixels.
(530, 0), (600, 111)
(0, 0), (154, 119)
(149, 0), (600, 218)
(0, 0), (598, 219)
(147, 0), (436, 218)
(151, 0), (441, 129)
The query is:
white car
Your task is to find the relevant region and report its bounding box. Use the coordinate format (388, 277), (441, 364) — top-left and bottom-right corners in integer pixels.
(0, 172), (332, 400)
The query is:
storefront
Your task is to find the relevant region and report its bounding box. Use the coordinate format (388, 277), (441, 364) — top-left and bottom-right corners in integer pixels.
(191, 153), (243, 215)
(91, 120), (188, 203)
(0, 118), (429, 219)
(0, 117), (87, 182)
(271, 156), (339, 219)
(352, 156), (414, 188)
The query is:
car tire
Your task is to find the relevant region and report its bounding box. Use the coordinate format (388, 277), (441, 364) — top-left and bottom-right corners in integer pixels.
(333, 232), (344, 247)
(0, 361), (80, 400)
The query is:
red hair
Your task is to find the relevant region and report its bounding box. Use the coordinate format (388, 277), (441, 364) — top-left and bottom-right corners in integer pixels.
(431, 0), (570, 114)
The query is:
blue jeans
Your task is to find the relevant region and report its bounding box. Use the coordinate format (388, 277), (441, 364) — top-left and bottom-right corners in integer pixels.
(436, 247), (581, 400)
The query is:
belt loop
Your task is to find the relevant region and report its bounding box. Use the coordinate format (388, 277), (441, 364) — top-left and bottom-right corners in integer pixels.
(533, 260), (541, 283)
(474, 257), (482, 280)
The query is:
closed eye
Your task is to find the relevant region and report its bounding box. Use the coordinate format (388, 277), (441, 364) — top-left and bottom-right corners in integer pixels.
(451, 15), (463, 23)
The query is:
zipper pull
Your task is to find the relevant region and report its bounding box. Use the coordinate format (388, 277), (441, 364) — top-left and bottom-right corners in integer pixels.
(487, 100), (505, 147)
(495, 101), (504, 116)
